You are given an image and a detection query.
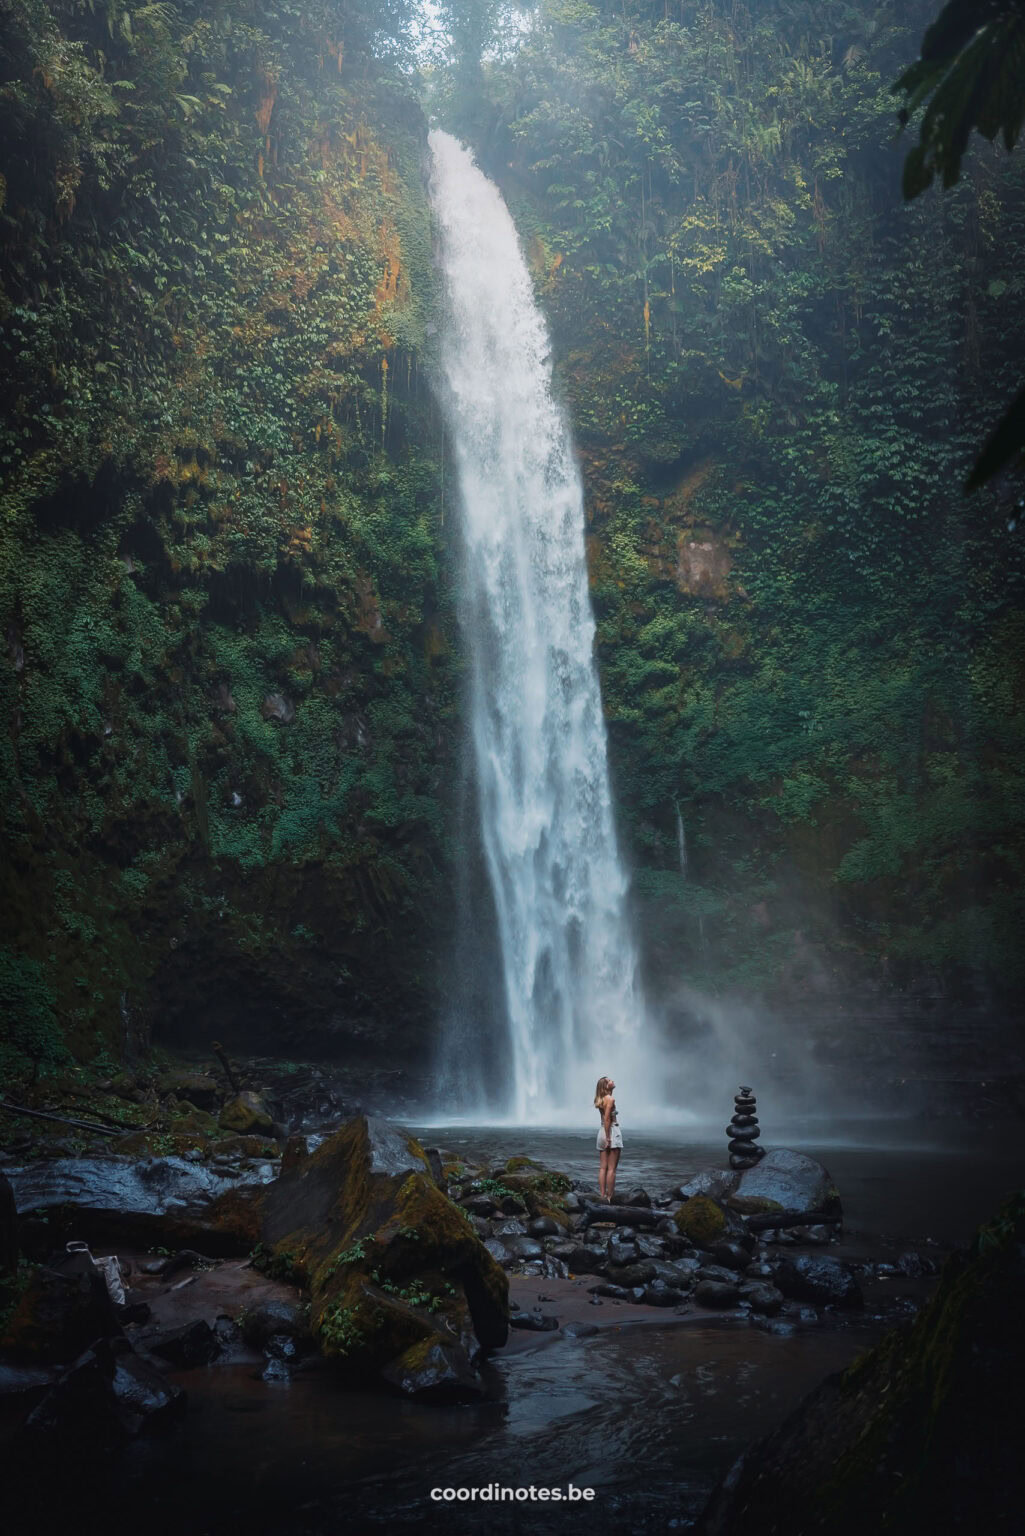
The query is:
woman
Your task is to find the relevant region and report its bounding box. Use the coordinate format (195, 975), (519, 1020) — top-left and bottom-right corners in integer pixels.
(594, 1075), (623, 1202)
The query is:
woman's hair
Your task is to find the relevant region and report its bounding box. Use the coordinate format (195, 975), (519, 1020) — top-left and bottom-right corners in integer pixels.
(594, 1076), (613, 1108)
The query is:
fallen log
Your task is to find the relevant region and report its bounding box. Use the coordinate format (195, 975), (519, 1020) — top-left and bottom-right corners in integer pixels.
(0, 1097), (122, 1138)
(580, 1203), (665, 1229)
(744, 1209), (841, 1233)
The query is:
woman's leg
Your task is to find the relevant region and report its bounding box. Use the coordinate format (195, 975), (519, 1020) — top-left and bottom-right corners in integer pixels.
(598, 1147), (609, 1198)
(606, 1148), (621, 1203)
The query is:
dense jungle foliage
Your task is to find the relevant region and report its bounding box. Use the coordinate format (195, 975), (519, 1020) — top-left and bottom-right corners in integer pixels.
(443, 0), (1025, 1002)
(1, 0), (1023, 1078)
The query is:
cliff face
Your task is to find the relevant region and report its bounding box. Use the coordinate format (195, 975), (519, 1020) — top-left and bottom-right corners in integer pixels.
(457, 0), (1025, 1009)
(0, 1), (456, 1074)
(3, 2), (1024, 1084)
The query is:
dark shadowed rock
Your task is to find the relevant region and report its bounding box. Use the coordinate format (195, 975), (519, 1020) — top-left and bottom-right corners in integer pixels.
(0, 1263), (118, 1363)
(694, 1278), (741, 1308)
(774, 1256), (863, 1309)
(25, 1336), (185, 1441)
(740, 1282), (784, 1315)
(238, 1300), (310, 1347)
(710, 1240), (751, 1272)
(696, 1197), (1025, 1536)
(0, 1171), (18, 1275)
(149, 1319), (219, 1369)
(643, 1283), (686, 1307)
(380, 1340), (486, 1401)
(606, 1261), (657, 1288)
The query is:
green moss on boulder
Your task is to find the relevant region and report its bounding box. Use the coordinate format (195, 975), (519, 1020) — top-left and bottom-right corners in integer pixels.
(674, 1195), (727, 1246)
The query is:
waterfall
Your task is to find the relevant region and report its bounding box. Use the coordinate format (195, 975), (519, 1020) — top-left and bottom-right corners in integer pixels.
(429, 130), (646, 1123)
(675, 802), (688, 879)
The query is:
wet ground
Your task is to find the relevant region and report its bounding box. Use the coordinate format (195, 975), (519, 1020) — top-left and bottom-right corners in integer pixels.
(8, 1120), (1023, 1536)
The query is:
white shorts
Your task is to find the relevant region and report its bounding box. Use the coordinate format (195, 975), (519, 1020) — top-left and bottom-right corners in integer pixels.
(597, 1126), (623, 1151)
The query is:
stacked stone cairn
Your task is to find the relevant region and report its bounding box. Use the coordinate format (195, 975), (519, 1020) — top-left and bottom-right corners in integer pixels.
(727, 1085), (767, 1170)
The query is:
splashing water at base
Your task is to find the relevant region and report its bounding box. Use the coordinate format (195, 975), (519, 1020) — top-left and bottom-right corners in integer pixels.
(430, 130), (651, 1122)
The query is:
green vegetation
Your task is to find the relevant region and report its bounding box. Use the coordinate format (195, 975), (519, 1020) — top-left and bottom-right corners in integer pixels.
(448, 0), (1025, 995)
(1, 0), (1022, 1075)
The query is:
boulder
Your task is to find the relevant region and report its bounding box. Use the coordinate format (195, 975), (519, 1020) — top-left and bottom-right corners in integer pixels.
(260, 1115), (507, 1396)
(0, 1263), (119, 1363)
(643, 1282), (686, 1307)
(237, 1300), (310, 1347)
(484, 1238), (511, 1265)
(5, 1156), (270, 1254)
(548, 1243), (605, 1275)
(218, 1091), (274, 1135)
(740, 1282), (784, 1316)
(694, 1279), (741, 1308)
(709, 1240), (751, 1272)
(380, 1339), (485, 1401)
(734, 1150), (840, 1219)
(504, 1237), (543, 1261)
(774, 1256), (863, 1310)
(606, 1261), (657, 1288)
(676, 1170), (740, 1203)
(25, 1336), (184, 1441)
(149, 1319), (219, 1369)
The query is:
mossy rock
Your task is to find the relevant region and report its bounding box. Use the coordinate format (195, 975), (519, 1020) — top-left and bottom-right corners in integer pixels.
(728, 1195), (785, 1216)
(218, 1091), (274, 1135)
(174, 1104), (218, 1136)
(674, 1195), (727, 1246)
(261, 1115), (508, 1394)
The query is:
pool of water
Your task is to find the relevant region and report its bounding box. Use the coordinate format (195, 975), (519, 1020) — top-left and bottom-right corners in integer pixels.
(10, 1123), (1023, 1536)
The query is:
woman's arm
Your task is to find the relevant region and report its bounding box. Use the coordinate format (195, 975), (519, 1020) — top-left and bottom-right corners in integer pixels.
(602, 1095), (613, 1141)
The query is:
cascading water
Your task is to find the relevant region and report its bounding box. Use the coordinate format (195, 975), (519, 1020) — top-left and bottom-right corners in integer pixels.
(429, 130), (648, 1123)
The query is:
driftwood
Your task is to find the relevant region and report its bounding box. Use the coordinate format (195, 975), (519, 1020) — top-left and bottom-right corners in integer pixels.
(0, 1097), (122, 1138)
(581, 1203), (665, 1229)
(744, 1208), (841, 1233)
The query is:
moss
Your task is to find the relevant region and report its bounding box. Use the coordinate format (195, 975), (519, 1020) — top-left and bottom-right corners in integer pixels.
(674, 1195), (727, 1246)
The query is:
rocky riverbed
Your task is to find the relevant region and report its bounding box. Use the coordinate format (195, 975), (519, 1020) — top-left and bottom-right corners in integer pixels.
(1, 1055), (1020, 1533)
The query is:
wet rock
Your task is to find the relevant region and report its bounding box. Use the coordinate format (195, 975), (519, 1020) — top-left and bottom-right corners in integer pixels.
(26, 1337), (185, 1441)
(261, 1115), (507, 1392)
(562, 1321), (597, 1338)
(676, 1170), (740, 1203)
(265, 1333), (299, 1361)
(774, 1255), (863, 1310)
(238, 1300), (311, 1348)
(895, 1251), (936, 1278)
(562, 1193), (583, 1213)
(694, 1279), (741, 1308)
(509, 1311), (558, 1332)
(606, 1261), (657, 1288)
(462, 1194), (499, 1218)
(674, 1195), (749, 1248)
(467, 1215), (492, 1238)
(498, 1194), (529, 1216)
(589, 1282), (632, 1299)
(624, 1188), (652, 1208)
(219, 1091), (274, 1135)
(643, 1283), (686, 1308)
(709, 1240), (751, 1272)
(607, 1235), (641, 1267)
(149, 1319), (219, 1369)
(6, 1156), (269, 1254)
(635, 1235), (665, 1259)
(0, 1263), (118, 1363)
(697, 1264), (744, 1286)
(734, 1149), (840, 1219)
(491, 1217), (527, 1237)
(745, 1260), (776, 1280)
(504, 1236), (544, 1262)
(541, 1256), (569, 1279)
(740, 1282), (784, 1316)
(483, 1238), (511, 1266)
(548, 1243), (605, 1275)
(380, 1340), (486, 1401)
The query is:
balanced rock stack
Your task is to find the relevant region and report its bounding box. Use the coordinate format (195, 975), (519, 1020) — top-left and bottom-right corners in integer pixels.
(727, 1085), (767, 1171)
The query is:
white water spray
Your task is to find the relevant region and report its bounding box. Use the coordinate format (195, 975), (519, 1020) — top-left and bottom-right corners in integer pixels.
(430, 130), (648, 1122)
